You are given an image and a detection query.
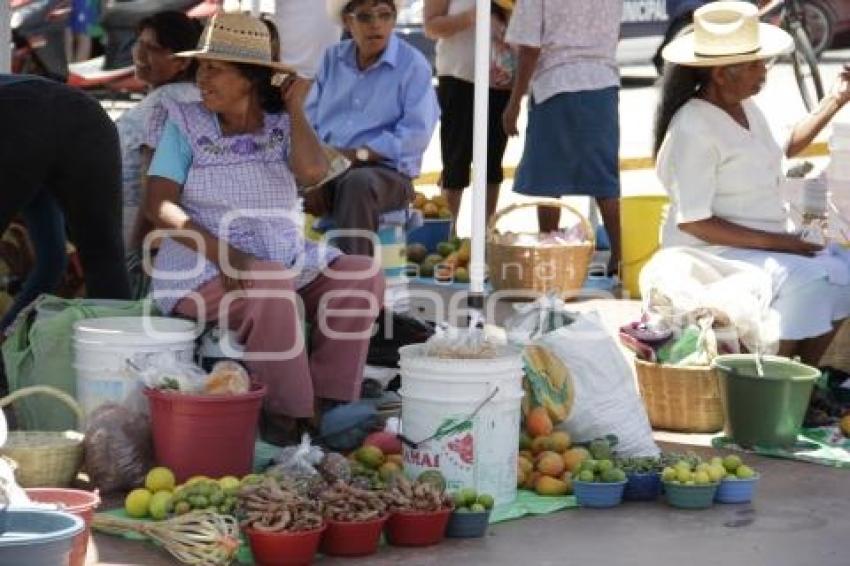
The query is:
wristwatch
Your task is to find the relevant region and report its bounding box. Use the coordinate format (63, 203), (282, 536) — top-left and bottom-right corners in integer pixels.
(355, 147), (370, 162)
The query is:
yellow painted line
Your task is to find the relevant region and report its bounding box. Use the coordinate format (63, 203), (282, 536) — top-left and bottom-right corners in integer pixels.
(414, 141), (831, 186)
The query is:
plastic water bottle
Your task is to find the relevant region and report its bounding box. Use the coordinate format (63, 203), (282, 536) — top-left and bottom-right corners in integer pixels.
(801, 177), (829, 245)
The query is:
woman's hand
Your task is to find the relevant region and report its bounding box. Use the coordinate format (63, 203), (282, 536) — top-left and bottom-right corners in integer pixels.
(828, 64), (850, 106)
(279, 75), (313, 114)
(221, 247), (258, 292)
(502, 99), (521, 137)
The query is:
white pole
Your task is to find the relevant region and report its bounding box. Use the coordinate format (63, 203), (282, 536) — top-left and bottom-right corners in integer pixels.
(469, 0), (490, 302)
(248, 0), (261, 16)
(1, 0), (11, 73)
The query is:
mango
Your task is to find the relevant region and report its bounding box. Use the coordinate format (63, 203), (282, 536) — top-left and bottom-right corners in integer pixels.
(531, 436), (552, 455)
(536, 451), (566, 477)
(562, 447), (590, 473)
(534, 475), (569, 496)
(526, 407), (553, 438)
(549, 431), (571, 453)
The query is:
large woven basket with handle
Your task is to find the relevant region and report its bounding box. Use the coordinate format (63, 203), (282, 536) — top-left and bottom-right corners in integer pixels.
(634, 358), (724, 433)
(487, 201), (595, 297)
(0, 386), (85, 487)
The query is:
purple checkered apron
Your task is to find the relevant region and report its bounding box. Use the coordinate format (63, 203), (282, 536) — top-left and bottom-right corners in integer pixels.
(151, 101), (340, 314)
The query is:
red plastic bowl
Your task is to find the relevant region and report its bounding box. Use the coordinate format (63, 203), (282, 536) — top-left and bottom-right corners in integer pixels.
(244, 525), (325, 566)
(320, 515), (388, 557)
(384, 508), (452, 547)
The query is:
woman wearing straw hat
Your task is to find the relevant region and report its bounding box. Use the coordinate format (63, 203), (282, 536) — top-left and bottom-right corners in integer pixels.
(654, 1), (850, 365)
(144, 12), (385, 442)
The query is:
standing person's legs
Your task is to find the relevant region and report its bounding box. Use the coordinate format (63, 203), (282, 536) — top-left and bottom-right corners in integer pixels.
(537, 206), (561, 233)
(52, 85), (130, 299)
(0, 192), (68, 330)
(298, 255), (384, 404)
(438, 76), (473, 223)
(328, 167), (414, 256)
(596, 196), (621, 276)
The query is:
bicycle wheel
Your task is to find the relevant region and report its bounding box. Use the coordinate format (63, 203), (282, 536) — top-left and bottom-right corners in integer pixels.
(790, 23), (825, 112)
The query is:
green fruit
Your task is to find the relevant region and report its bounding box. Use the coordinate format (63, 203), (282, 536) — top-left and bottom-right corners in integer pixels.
(723, 455), (742, 473)
(601, 469), (621, 483)
(707, 465), (726, 483)
(456, 506), (471, 514)
(589, 438), (613, 460)
(453, 492), (467, 508)
(519, 432), (532, 451)
(736, 465), (756, 479)
(460, 487), (478, 506)
(696, 462), (711, 473)
(476, 494), (495, 510)
(209, 491), (225, 506)
(578, 470), (594, 482)
(675, 468), (692, 483)
(454, 267), (470, 283)
(694, 471), (710, 485)
(174, 501), (192, 515)
(417, 470), (447, 493)
(710, 456), (724, 468)
(661, 467), (677, 482)
(148, 491), (174, 521)
(611, 469), (626, 482)
(437, 242), (455, 257)
(674, 460), (691, 472)
(580, 459), (598, 473)
(356, 445), (386, 470)
(470, 503), (486, 513)
(596, 459), (614, 473)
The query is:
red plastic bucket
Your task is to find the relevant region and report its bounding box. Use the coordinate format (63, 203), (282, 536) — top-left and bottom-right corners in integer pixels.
(384, 508), (451, 547)
(320, 515), (388, 557)
(245, 525), (325, 566)
(144, 384), (266, 483)
(24, 488), (100, 566)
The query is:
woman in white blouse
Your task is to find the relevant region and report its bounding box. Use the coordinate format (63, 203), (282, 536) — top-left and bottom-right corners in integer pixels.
(654, 2), (850, 365)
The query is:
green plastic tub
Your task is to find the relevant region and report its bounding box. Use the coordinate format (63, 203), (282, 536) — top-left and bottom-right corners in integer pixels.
(712, 355), (820, 448)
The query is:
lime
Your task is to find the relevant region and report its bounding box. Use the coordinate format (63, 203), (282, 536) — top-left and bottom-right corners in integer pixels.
(723, 455), (742, 473)
(675, 468), (692, 483)
(186, 475), (211, 486)
(476, 494), (495, 510)
(661, 467), (677, 482)
(125, 489), (153, 519)
(240, 474), (264, 486)
(707, 465), (726, 483)
(693, 471), (710, 485)
(149, 491), (174, 521)
(736, 464), (756, 479)
(578, 470), (594, 482)
(218, 476), (240, 491)
(596, 459), (613, 473)
(470, 503), (486, 513)
(453, 492), (467, 509)
(460, 487), (478, 506)
(580, 459), (598, 473)
(174, 501), (192, 515)
(145, 467), (176, 493)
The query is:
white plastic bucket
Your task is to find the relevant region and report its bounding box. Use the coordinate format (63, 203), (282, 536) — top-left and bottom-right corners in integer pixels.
(73, 317), (198, 417)
(398, 344), (524, 505)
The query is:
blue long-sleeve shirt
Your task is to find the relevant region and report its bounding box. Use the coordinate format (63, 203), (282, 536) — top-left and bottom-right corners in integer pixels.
(305, 34), (440, 178)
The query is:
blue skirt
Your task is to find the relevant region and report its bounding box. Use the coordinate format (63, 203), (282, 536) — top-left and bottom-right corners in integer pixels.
(513, 87), (620, 198)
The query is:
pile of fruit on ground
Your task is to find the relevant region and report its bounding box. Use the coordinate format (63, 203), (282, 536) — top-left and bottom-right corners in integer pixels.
(406, 237), (472, 282)
(412, 193), (452, 220)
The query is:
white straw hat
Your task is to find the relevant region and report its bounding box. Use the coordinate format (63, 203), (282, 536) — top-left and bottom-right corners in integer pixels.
(662, 1), (793, 67)
(176, 12), (294, 73)
(326, 0), (397, 26)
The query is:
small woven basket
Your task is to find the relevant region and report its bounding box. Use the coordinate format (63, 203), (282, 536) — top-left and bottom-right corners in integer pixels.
(0, 386), (85, 487)
(486, 201), (595, 297)
(634, 358), (724, 433)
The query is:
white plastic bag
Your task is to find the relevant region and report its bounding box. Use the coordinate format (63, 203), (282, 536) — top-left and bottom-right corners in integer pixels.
(537, 312), (659, 457)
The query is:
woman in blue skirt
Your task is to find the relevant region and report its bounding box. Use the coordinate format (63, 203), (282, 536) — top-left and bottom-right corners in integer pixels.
(503, 0), (623, 276)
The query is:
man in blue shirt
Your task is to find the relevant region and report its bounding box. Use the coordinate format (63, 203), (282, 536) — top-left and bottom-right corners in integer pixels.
(305, 0), (439, 256)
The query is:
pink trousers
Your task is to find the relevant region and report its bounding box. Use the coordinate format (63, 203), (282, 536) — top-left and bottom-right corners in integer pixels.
(175, 256), (385, 418)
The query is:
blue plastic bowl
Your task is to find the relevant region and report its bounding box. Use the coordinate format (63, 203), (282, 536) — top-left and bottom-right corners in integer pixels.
(0, 509), (84, 565)
(715, 475), (760, 504)
(623, 472), (662, 501)
(663, 481), (719, 509)
(573, 480), (627, 508)
(445, 510), (490, 538)
(408, 219), (452, 253)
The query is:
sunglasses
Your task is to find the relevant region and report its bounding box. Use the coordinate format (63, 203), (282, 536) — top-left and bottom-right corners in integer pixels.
(350, 10), (395, 24)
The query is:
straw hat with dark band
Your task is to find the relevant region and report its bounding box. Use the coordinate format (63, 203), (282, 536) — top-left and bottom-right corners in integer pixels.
(662, 1), (793, 67)
(176, 12), (294, 73)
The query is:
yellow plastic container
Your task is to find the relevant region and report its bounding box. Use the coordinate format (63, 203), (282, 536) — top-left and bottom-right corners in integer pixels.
(620, 195), (669, 298)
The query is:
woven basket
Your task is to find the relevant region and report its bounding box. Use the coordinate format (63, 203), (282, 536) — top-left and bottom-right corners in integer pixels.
(0, 386), (85, 487)
(486, 201), (595, 297)
(634, 359), (724, 433)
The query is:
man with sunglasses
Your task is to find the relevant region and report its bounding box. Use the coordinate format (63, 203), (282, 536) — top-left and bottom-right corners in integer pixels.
(305, 0), (440, 257)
